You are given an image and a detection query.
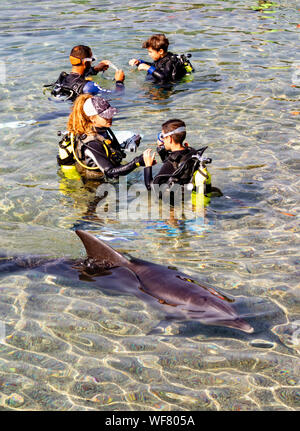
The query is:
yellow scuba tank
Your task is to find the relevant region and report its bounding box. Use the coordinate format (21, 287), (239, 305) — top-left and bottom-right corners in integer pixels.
(57, 133), (81, 180)
(166, 146), (212, 210)
(191, 165), (211, 208)
(179, 54), (194, 74)
(57, 132), (75, 166)
(60, 165), (81, 181)
(184, 62), (193, 73)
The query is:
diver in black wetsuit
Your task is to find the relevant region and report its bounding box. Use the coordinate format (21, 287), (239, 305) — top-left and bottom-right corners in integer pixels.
(45, 45), (125, 102)
(129, 34), (193, 84)
(143, 119), (196, 190)
(58, 94), (145, 181)
(143, 119), (222, 205)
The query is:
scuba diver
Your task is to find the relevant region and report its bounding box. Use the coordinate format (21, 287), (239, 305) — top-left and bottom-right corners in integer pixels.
(45, 45), (125, 102)
(129, 34), (194, 84)
(143, 119), (221, 205)
(57, 94), (145, 181)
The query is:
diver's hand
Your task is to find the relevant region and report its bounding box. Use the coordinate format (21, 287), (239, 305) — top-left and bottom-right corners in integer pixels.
(93, 60), (110, 73)
(138, 63), (150, 72)
(129, 58), (140, 67)
(115, 69), (125, 82)
(143, 149), (156, 167)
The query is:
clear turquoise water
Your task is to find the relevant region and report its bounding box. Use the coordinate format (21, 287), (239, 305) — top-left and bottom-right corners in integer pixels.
(0, 0), (299, 411)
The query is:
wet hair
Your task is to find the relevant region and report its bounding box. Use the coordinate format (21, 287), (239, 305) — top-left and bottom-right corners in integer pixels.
(70, 45), (92, 60)
(142, 34), (169, 53)
(68, 94), (95, 135)
(162, 119), (186, 144)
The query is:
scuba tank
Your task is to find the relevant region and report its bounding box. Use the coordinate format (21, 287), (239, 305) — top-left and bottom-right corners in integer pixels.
(190, 153), (212, 208)
(56, 129), (142, 180)
(57, 131), (75, 166)
(177, 53), (194, 74)
(166, 146), (215, 207)
(166, 147), (211, 191)
(57, 131), (80, 180)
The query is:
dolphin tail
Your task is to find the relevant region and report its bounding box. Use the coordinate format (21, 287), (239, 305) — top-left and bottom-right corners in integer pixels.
(75, 230), (131, 269)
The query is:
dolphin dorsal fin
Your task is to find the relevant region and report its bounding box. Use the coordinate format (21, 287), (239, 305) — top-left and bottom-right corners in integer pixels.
(76, 230), (130, 268)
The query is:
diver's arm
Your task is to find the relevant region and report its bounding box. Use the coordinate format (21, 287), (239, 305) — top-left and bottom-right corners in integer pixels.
(87, 60), (110, 76)
(138, 60), (152, 66)
(84, 148), (112, 173)
(144, 166), (153, 191)
(85, 142), (143, 179)
(104, 155), (144, 179)
(149, 62), (174, 82)
(157, 145), (169, 161)
(82, 80), (124, 96)
(130, 58), (152, 67)
(112, 70), (125, 93)
(143, 56), (175, 82)
(138, 60), (173, 82)
(143, 149), (158, 190)
(86, 66), (98, 76)
(83, 81), (112, 96)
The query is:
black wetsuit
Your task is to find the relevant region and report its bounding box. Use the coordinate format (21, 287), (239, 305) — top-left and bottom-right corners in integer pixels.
(144, 146), (194, 190)
(142, 52), (187, 83)
(77, 127), (144, 179)
(48, 67), (124, 102)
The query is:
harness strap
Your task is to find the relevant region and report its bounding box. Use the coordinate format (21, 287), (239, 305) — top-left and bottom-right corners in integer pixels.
(72, 132), (123, 171)
(49, 72), (87, 100)
(71, 133), (100, 171)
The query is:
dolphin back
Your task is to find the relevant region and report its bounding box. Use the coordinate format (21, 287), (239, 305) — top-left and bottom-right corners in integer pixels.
(76, 230), (130, 269)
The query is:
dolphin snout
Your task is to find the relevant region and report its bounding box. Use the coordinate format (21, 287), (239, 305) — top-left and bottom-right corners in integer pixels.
(232, 318), (254, 334)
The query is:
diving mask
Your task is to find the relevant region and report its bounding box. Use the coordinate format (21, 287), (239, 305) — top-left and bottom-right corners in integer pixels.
(158, 126), (186, 142)
(69, 56), (96, 66)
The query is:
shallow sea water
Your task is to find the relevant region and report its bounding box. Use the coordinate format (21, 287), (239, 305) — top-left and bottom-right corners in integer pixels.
(0, 0), (299, 411)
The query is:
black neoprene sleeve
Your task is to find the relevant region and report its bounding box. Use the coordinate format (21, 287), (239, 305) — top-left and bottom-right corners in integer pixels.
(105, 156), (144, 179)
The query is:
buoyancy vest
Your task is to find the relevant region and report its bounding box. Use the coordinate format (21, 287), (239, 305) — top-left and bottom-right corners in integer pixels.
(165, 147), (212, 194)
(152, 52), (189, 82)
(50, 72), (88, 101)
(76, 132), (125, 166)
(170, 54), (190, 80)
(57, 130), (125, 171)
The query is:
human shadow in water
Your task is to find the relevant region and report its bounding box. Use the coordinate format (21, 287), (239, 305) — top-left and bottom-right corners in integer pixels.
(140, 72), (222, 101)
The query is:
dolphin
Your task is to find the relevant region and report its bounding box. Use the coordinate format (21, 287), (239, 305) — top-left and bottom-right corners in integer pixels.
(0, 230), (253, 334)
(75, 230), (254, 334)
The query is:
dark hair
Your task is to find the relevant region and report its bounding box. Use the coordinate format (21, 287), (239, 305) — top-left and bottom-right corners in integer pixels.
(162, 119), (186, 144)
(70, 45), (92, 59)
(142, 34), (169, 52)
